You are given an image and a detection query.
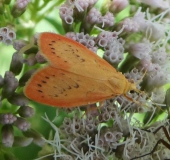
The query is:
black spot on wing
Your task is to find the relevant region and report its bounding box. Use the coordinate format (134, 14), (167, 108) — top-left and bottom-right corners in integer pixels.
(81, 59), (85, 62)
(45, 76), (50, 79)
(62, 88), (66, 91)
(61, 72), (65, 75)
(74, 83), (79, 88)
(68, 86), (72, 89)
(48, 42), (57, 54)
(42, 80), (46, 83)
(37, 84), (42, 87)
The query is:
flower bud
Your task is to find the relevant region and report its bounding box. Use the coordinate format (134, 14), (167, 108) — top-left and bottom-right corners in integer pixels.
(7, 29), (16, 40)
(0, 96), (2, 107)
(10, 52), (23, 75)
(0, 27), (16, 45)
(24, 54), (37, 66)
(35, 51), (46, 63)
(14, 117), (30, 131)
(18, 106), (34, 118)
(151, 87), (165, 104)
(99, 12), (114, 28)
(85, 123), (94, 132)
(3, 151), (18, 160)
(109, 0), (129, 14)
(2, 124), (14, 147)
(8, 93), (29, 106)
(19, 69), (36, 86)
(0, 1), (4, 14)
(4, 0), (11, 4)
(0, 34), (3, 42)
(104, 131), (115, 142)
(3, 37), (12, 45)
(165, 88), (170, 108)
(0, 75), (4, 88)
(0, 27), (8, 35)
(11, 0), (30, 18)
(0, 113), (17, 124)
(23, 129), (44, 147)
(2, 71), (19, 98)
(13, 39), (28, 51)
(13, 136), (33, 147)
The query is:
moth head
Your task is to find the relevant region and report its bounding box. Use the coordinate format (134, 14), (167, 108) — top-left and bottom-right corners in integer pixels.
(128, 80), (142, 94)
(128, 69), (147, 94)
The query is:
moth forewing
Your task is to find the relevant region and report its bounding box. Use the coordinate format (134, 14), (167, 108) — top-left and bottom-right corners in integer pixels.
(24, 32), (140, 108)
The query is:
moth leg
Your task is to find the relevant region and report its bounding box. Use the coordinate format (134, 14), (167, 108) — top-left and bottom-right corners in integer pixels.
(81, 102), (106, 118)
(94, 101), (103, 109)
(85, 103), (100, 115)
(81, 103), (98, 118)
(123, 94), (140, 104)
(131, 126), (170, 160)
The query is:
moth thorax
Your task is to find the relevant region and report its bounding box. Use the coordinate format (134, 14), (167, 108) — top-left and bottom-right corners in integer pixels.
(124, 81), (137, 93)
(128, 82), (138, 93)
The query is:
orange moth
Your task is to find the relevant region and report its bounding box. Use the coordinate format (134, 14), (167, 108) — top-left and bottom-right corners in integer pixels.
(24, 32), (138, 107)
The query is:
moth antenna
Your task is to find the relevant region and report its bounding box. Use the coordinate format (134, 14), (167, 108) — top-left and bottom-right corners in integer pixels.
(134, 88), (143, 94)
(17, 35), (38, 63)
(133, 88), (166, 108)
(18, 36), (36, 55)
(136, 69), (148, 84)
(136, 69), (147, 85)
(131, 69), (147, 97)
(134, 90), (166, 114)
